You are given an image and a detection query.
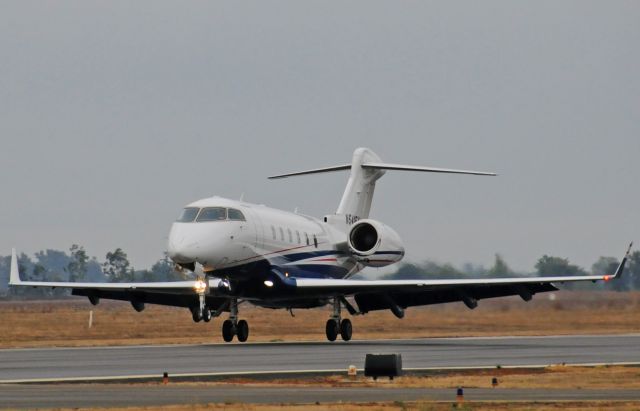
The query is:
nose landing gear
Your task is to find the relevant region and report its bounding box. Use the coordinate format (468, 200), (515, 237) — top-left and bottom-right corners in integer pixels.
(325, 298), (352, 342)
(221, 298), (249, 343)
(191, 306), (213, 323)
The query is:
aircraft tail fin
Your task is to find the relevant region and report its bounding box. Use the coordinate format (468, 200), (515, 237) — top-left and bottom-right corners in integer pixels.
(269, 147), (495, 219)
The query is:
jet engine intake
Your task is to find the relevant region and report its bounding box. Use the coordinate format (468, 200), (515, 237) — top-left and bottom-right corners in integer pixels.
(347, 219), (404, 267)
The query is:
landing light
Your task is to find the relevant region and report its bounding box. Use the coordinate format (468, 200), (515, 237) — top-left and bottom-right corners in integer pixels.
(264, 280), (274, 287)
(603, 275), (611, 282)
(194, 279), (207, 293)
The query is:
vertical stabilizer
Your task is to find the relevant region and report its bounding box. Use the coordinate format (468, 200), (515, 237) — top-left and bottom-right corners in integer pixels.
(268, 147), (495, 220)
(336, 148), (385, 219)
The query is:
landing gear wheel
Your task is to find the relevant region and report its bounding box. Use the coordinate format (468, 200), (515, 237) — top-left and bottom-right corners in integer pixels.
(192, 309), (203, 323)
(202, 309), (212, 323)
(340, 318), (352, 341)
(325, 319), (339, 342)
(236, 320), (249, 342)
(222, 319), (234, 342)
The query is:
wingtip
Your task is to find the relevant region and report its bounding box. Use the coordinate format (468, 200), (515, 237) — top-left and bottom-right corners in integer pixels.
(9, 248), (20, 285)
(611, 242), (634, 280)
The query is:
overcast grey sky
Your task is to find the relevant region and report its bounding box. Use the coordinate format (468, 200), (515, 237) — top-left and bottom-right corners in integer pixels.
(1, 1), (638, 272)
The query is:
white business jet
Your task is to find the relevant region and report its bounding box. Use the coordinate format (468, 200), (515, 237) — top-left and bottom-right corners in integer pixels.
(9, 148), (632, 343)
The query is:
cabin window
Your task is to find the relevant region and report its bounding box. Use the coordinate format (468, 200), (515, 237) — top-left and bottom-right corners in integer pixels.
(296, 230), (301, 244)
(287, 229), (292, 243)
(305, 232), (309, 246)
(227, 208), (245, 221)
(271, 226), (276, 240)
(176, 207), (199, 222)
(279, 227), (285, 242)
(196, 207), (227, 222)
(313, 234), (318, 248)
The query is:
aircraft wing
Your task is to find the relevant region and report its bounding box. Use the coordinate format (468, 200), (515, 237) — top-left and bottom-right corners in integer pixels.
(8, 249), (228, 309)
(294, 243), (632, 314)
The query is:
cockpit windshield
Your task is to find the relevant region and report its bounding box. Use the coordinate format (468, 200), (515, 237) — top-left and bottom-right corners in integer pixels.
(176, 207), (199, 222)
(197, 207), (227, 222)
(176, 207), (246, 223)
(227, 208), (245, 221)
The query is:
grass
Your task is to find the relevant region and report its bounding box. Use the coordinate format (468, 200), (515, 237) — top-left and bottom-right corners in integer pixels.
(37, 401), (640, 411)
(133, 364), (640, 390)
(0, 291), (639, 348)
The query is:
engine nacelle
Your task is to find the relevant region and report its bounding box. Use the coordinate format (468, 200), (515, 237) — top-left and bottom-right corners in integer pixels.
(347, 219), (404, 267)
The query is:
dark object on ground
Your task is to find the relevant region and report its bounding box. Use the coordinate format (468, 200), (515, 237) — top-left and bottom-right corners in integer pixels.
(364, 353), (402, 380)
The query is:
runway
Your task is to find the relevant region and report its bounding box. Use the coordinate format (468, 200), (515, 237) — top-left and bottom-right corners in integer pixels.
(1, 334), (640, 383)
(2, 385), (640, 409)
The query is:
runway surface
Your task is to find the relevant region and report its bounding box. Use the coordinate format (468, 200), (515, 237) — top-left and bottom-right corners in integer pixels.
(2, 384), (640, 408)
(1, 334), (640, 382)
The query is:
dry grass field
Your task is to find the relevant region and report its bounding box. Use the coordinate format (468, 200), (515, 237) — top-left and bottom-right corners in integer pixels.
(0, 291), (639, 348)
(44, 402), (640, 411)
(198, 364), (640, 390)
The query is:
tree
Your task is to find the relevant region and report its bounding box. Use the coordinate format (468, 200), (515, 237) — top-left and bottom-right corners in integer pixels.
(534, 255), (588, 290)
(103, 248), (134, 282)
(627, 251), (640, 291)
(67, 244), (89, 282)
(487, 254), (513, 278)
(535, 255), (587, 276)
(29, 263), (49, 297)
(150, 253), (188, 281)
(34, 250), (71, 280)
(382, 261), (465, 280)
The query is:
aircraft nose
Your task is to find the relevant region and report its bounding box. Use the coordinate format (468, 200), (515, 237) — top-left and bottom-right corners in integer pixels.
(167, 225), (201, 263)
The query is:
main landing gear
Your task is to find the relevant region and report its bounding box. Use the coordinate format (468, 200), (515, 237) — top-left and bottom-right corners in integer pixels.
(190, 297), (249, 343)
(325, 297), (352, 342)
(221, 298), (249, 343)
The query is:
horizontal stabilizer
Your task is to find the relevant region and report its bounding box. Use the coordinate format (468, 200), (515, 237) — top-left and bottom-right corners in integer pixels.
(269, 162), (495, 179)
(268, 164), (351, 179)
(361, 162), (496, 176)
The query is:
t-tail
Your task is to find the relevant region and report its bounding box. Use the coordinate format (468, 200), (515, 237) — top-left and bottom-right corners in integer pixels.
(269, 147), (496, 219)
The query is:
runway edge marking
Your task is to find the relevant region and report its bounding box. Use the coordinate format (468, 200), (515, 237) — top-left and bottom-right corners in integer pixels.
(2, 362), (640, 384)
(2, 333), (640, 353)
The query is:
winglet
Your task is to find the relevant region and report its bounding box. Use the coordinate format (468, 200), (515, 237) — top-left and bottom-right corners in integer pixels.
(604, 242), (633, 282)
(9, 248), (21, 285)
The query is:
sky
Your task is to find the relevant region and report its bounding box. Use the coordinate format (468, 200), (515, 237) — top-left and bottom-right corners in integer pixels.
(0, 1), (638, 273)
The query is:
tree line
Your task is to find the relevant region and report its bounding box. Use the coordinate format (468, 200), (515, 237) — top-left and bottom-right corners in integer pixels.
(1, 246), (638, 298)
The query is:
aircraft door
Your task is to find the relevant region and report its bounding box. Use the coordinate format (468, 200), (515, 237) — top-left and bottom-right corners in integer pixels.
(243, 207), (264, 256)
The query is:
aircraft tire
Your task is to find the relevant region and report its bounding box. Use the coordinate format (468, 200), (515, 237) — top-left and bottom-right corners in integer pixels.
(192, 309), (203, 323)
(340, 318), (352, 341)
(325, 319), (339, 342)
(202, 309), (212, 322)
(236, 320), (249, 342)
(222, 319), (234, 342)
